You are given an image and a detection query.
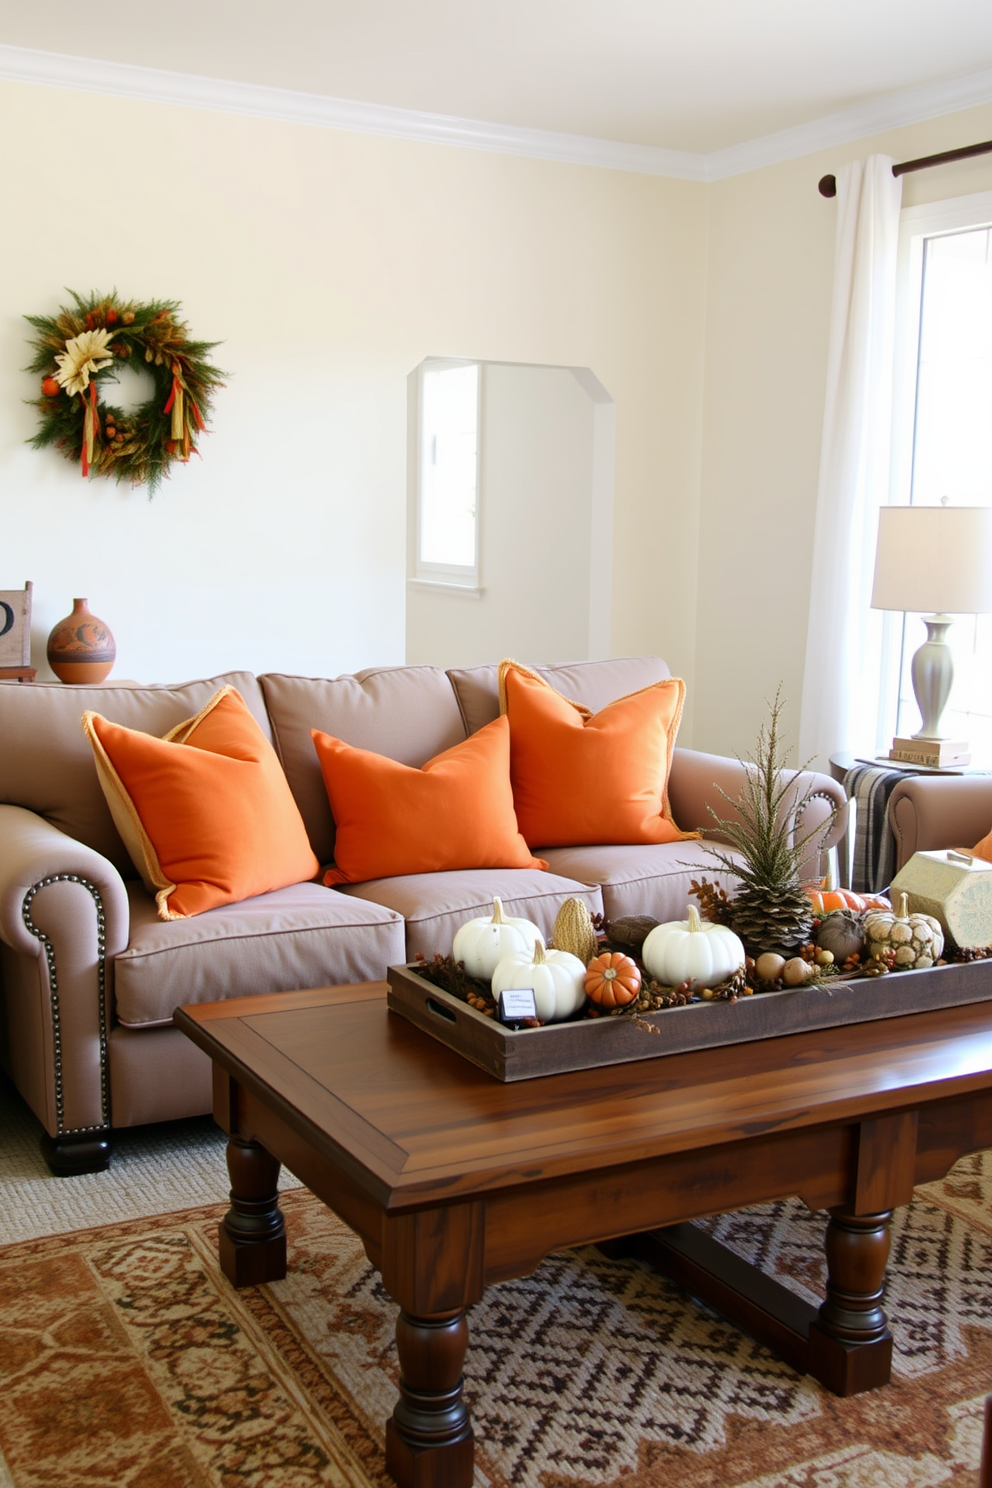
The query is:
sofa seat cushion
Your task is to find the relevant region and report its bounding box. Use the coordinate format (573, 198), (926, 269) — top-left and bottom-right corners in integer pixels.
(337, 869), (603, 960)
(114, 881), (405, 1028)
(538, 841), (743, 924)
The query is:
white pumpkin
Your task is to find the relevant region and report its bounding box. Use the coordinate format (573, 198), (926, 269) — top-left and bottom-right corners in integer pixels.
(641, 905), (745, 987)
(490, 940), (587, 1023)
(451, 897), (544, 980)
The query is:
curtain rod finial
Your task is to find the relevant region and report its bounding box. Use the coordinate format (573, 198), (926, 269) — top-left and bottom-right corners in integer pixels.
(818, 174), (837, 198)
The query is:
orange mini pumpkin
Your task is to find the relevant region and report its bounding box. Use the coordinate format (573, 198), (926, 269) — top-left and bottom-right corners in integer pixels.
(805, 885), (891, 915)
(584, 951), (641, 1008)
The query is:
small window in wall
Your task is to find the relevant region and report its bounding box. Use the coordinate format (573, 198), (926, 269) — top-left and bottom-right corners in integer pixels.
(414, 359), (480, 588)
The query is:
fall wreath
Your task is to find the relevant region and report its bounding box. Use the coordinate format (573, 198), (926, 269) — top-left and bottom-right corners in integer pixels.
(25, 290), (225, 495)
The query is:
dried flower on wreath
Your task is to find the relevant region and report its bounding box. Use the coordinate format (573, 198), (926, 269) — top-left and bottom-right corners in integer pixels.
(25, 290), (226, 495)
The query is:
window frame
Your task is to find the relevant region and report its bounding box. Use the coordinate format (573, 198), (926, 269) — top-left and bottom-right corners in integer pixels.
(410, 357), (483, 594)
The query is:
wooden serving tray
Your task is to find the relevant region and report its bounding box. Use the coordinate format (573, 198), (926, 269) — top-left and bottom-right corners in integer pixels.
(386, 957), (992, 1081)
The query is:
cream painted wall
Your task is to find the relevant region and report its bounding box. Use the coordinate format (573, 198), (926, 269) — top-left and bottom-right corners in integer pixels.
(5, 73), (992, 762)
(694, 102), (992, 761)
(0, 80), (708, 726)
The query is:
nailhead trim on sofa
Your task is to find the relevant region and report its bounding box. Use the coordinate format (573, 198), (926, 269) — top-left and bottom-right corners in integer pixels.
(21, 874), (111, 1136)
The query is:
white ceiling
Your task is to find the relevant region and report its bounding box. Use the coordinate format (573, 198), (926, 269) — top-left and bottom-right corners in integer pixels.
(3, 0), (992, 160)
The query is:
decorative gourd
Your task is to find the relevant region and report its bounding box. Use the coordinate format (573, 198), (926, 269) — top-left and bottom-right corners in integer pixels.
(584, 952), (641, 1008)
(864, 892), (944, 969)
(552, 897), (597, 964)
(605, 914), (660, 953)
(641, 905), (746, 987)
(490, 940), (587, 1023)
(815, 909), (867, 963)
(805, 886), (891, 915)
(451, 897), (543, 980)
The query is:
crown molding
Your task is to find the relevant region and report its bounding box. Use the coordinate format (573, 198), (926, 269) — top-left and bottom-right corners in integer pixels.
(2, 41), (992, 184)
(0, 42), (704, 179)
(704, 64), (992, 180)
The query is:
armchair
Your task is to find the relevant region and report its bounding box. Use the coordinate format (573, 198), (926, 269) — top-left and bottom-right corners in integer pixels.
(887, 775), (992, 872)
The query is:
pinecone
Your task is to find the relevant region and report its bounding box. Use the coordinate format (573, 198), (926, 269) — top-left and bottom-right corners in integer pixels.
(729, 883), (814, 956)
(696, 686), (835, 959)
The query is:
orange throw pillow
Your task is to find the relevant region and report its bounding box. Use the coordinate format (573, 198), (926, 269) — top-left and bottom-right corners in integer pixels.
(498, 659), (697, 848)
(972, 828), (992, 862)
(83, 687), (320, 920)
(312, 715), (547, 885)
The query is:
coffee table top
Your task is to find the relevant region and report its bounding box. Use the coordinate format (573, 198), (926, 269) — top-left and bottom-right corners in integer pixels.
(176, 981), (992, 1213)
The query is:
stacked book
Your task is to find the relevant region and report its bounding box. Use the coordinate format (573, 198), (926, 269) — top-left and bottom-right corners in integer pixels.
(888, 737), (971, 768)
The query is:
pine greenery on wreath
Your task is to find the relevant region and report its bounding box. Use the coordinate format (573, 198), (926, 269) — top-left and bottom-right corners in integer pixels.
(25, 290), (225, 495)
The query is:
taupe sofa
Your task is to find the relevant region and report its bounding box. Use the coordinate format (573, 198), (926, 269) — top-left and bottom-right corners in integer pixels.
(0, 656), (846, 1173)
(888, 774), (992, 871)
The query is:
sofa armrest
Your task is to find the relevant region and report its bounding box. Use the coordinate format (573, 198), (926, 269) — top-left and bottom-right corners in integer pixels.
(888, 776), (992, 872)
(668, 748), (848, 880)
(0, 804), (130, 1140)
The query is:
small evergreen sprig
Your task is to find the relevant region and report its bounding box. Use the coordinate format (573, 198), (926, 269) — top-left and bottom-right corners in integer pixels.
(698, 686), (836, 894)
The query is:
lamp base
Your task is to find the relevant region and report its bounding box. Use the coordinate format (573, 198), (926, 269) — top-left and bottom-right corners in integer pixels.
(889, 736), (971, 768)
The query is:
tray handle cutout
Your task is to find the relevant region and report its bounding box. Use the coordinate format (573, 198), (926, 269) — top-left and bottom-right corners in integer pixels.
(426, 997), (458, 1024)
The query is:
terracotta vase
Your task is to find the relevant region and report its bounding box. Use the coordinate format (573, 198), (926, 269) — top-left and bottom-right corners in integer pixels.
(47, 598), (116, 684)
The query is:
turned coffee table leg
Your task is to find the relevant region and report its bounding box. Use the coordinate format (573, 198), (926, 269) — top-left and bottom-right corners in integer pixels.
(807, 1206), (894, 1395)
(219, 1135), (287, 1288)
(385, 1308), (474, 1488)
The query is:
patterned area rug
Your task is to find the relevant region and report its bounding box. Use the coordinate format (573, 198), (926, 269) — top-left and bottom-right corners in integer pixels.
(3, 1158), (992, 1488)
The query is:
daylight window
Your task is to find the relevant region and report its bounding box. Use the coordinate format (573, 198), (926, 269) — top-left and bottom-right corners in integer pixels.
(885, 199), (992, 759)
(414, 360), (480, 587)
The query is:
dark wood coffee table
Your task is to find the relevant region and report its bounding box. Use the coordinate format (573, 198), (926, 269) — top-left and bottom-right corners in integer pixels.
(176, 981), (992, 1488)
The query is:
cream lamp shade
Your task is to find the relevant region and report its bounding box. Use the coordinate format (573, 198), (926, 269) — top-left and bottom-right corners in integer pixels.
(871, 505), (992, 615)
(870, 504), (992, 756)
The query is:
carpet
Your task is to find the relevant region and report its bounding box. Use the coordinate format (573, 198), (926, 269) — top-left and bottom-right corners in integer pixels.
(3, 1161), (992, 1488)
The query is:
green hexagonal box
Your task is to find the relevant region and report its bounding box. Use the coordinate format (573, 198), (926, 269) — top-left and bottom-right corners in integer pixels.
(890, 849), (992, 951)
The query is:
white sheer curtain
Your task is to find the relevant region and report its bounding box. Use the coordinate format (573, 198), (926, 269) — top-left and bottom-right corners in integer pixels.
(798, 156), (903, 769)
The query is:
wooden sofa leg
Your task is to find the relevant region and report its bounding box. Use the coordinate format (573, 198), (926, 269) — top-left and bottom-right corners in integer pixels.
(41, 1131), (112, 1176)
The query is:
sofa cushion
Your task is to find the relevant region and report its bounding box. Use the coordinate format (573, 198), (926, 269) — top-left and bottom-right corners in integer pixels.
(337, 869), (603, 960)
(260, 666), (468, 864)
(539, 841), (744, 924)
(84, 688), (320, 919)
(498, 660), (694, 849)
(447, 657), (672, 736)
(0, 671), (268, 876)
(114, 881), (405, 1027)
(313, 716), (546, 885)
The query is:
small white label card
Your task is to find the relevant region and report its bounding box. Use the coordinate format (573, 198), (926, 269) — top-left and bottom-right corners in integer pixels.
(498, 988), (538, 1024)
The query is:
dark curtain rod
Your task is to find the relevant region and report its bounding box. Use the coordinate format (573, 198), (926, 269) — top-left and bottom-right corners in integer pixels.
(818, 138), (992, 198)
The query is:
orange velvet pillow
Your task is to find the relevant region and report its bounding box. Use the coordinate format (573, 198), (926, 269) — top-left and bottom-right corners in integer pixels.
(83, 687), (320, 920)
(498, 659), (697, 848)
(312, 715), (547, 885)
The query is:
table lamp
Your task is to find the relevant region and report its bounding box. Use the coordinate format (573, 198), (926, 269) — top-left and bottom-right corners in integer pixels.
(870, 503), (992, 767)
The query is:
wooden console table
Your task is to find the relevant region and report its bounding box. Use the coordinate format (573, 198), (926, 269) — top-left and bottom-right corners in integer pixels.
(176, 981), (992, 1488)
